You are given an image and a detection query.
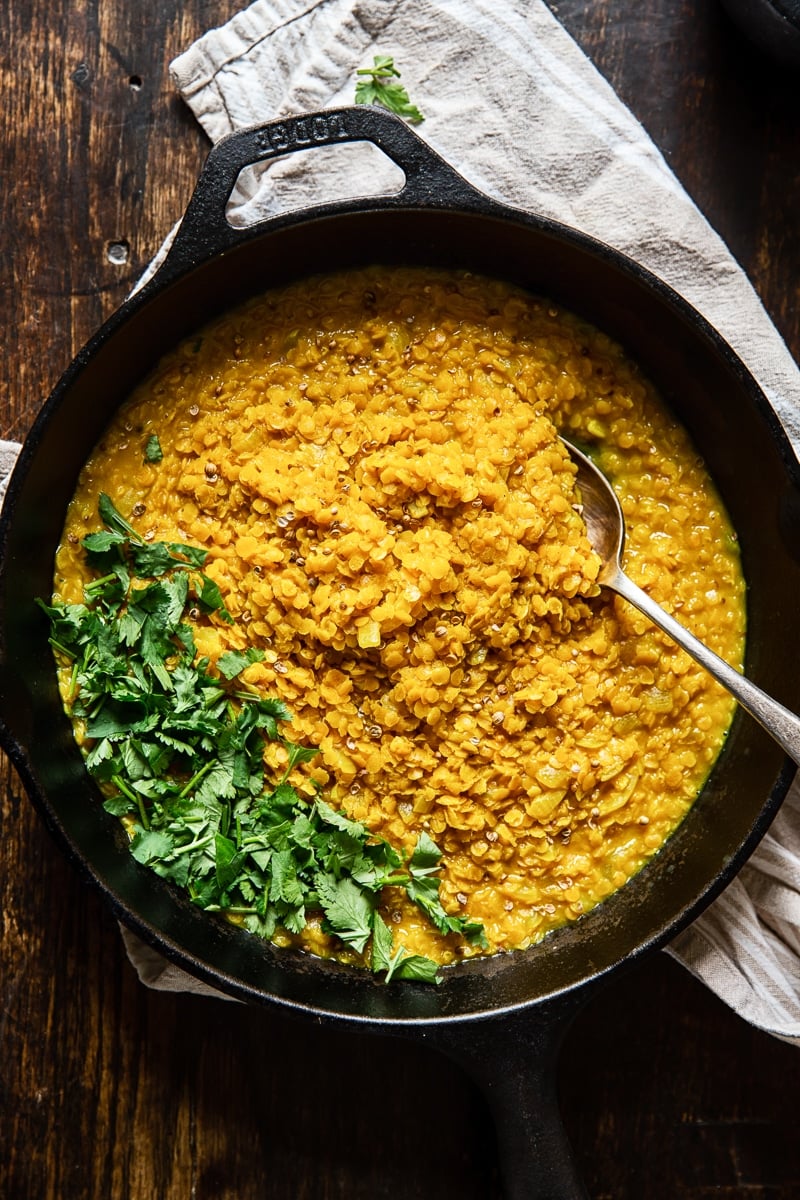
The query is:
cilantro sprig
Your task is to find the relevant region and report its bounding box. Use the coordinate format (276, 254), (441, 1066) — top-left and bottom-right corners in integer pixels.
(355, 55), (425, 124)
(39, 495), (486, 982)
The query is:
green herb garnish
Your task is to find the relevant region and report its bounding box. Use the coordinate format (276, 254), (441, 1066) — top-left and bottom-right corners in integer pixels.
(39, 495), (486, 982)
(355, 55), (425, 124)
(144, 434), (163, 463)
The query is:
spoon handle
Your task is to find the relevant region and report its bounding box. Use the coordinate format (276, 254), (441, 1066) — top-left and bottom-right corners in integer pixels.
(609, 567), (800, 765)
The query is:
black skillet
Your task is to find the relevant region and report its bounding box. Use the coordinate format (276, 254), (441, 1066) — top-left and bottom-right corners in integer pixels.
(2, 106), (799, 1198)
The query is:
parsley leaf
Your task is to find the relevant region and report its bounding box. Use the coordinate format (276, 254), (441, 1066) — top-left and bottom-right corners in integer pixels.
(355, 55), (424, 124)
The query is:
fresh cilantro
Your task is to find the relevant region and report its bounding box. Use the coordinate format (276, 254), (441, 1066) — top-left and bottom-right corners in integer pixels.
(217, 647), (266, 679)
(98, 492), (139, 540)
(144, 434), (163, 463)
(39, 495), (486, 982)
(371, 911), (396, 973)
(131, 828), (174, 864)
(282, 740), (320, 778)
(409, 830), (443, 874)
(406, 833), (489, 949)
(355, 55), (424, 124)
(315, 874), (375, 954)
(371, 913), (440, 984)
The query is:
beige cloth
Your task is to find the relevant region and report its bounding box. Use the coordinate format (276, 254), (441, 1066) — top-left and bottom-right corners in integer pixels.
(5, 0), (800, 1039)
(0, 441), (19, 504)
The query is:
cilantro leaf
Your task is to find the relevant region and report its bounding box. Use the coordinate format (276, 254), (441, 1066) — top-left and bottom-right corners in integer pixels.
(102, 793), (136, 817)
(217, 647), (266, 679)
(195, 573), (233, 623)
(98, 492), (140, 541)
(405, 833), (489, 949)
(129, 542), (183, 578)
(315, 797), (369, 839)
(269, 848), (306, 908)
(372, 914), (440, 984)
(408, 830), (443, 875)
(387, 952), (441, 984)
(371, 911), (395, 973)
(405, 866), (488, 948)
(355, 55), (424, 124)
(215, 832), (247, 893)
(166, 543), (208, 570)
(81, 529), (127, 555)
(130, 828), (174, 865)
(144, 434), (163, 463)
(282, 740), (320, 777)
(315, 873), (376, 954)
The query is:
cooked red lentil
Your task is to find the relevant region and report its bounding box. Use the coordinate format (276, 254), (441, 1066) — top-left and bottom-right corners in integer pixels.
(52, 266), (745, 966)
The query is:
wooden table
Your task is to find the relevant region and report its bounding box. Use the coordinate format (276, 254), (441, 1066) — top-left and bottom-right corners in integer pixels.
(2, 2), (799, 1196)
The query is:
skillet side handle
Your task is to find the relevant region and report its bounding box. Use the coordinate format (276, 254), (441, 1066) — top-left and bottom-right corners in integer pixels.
(154, 105), (485, 285)
(422, 997), (590, 1200)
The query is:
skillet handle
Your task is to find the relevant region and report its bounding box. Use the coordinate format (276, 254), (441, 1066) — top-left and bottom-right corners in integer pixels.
(419, 995), (591, 1200)
(154, 105), (485, 284)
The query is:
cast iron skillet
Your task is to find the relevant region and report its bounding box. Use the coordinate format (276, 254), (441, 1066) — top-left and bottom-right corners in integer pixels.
(2, 106), (800, 1198)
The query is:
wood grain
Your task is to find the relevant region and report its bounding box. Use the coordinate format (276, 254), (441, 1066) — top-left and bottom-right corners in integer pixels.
(2, 2), (799, 1197)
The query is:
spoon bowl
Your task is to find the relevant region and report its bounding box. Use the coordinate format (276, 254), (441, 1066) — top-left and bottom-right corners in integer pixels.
(564, 437), (800, 764)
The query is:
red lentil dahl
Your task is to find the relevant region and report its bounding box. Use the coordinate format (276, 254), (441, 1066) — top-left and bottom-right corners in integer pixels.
(53, 266), (744, 966)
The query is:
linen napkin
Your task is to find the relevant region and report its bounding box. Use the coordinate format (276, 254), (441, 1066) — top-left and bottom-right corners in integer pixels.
(7, 0), (800, 1040)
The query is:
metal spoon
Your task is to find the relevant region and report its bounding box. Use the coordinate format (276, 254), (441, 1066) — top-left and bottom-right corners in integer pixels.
(564, 438), (800, 763)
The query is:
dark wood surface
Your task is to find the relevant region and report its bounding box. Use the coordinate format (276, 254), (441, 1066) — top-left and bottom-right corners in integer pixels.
(2, 2), (799, 1197)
